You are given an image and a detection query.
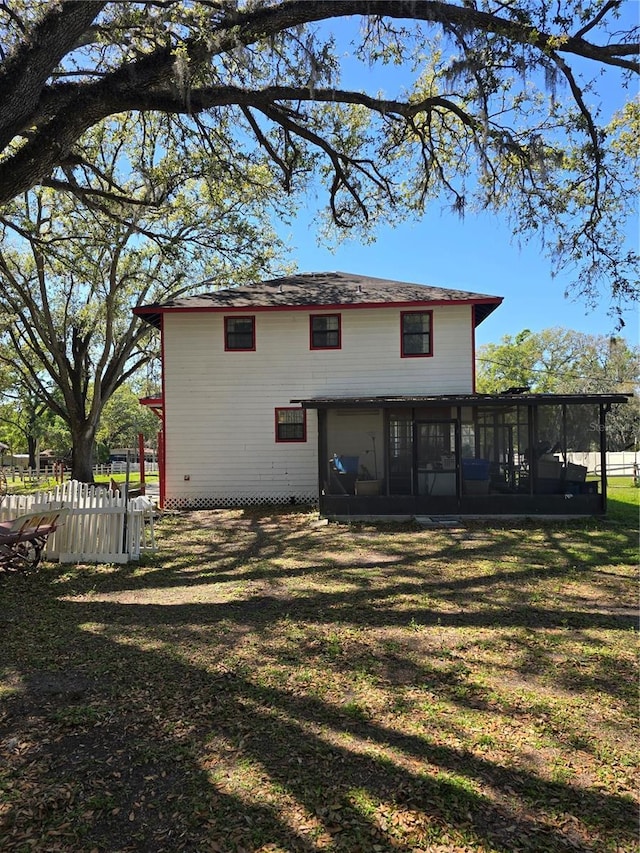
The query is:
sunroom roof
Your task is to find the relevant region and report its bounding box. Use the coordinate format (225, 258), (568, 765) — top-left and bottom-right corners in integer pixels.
(290, 393), (632, 409)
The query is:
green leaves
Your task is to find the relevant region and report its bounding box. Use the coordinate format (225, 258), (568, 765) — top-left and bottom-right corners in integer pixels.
(476, 327), (640, 450)
(477, 327), (639, 396)
(0, 0), (637, 317)
(0, 108), (285, 478)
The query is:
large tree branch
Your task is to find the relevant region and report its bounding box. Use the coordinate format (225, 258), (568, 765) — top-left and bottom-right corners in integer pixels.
(574, 0), (624, 40)
(89, 225), (137, 422)
(0, 0), (636, 207)
(42, 176), (163, 209)
(548, 51), (603, 228)
(0, 2), (106, 150)
(0, 83), (479, 207)
(224, 0), (639, 70)
(118, 85), (481, 127)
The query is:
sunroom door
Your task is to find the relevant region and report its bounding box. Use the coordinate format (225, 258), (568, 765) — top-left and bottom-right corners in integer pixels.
(416, 421), (459, 496)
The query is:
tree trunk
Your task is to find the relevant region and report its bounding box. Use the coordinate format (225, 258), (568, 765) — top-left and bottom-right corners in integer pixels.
(70, 423), (97, 482)
(27, 434), (37, 470)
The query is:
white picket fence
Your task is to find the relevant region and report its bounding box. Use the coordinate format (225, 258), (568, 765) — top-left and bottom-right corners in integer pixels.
(0, 481), (156, 564)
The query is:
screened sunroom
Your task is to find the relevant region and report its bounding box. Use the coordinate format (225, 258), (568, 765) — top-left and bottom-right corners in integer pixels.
(294, 393), (631, 517)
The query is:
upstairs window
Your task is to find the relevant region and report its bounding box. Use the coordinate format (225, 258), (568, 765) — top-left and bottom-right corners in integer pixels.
(401, 311), (433, 357)
(275, 407), (307, 442)
(225, 316), (255, 351)
(310, 314), (341, 350)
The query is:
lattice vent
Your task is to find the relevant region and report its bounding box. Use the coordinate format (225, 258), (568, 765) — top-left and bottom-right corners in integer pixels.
(165, 493), (317, 510)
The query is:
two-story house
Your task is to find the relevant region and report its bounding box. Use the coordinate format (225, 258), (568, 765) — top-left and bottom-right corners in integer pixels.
(135, 271), (628, 516)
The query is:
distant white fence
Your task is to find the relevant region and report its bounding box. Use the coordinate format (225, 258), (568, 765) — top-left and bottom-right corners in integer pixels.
(4, 462), (158, 484)
(0, 481), (156, 564)
(566, 451), (639, 477)
(97, 462), (159, 475)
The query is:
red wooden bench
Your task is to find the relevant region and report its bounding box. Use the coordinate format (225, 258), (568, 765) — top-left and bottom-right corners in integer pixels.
(0, 508), (69, 571)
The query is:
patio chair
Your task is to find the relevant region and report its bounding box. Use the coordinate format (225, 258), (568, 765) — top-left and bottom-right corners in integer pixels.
(330, 454), (359, 495)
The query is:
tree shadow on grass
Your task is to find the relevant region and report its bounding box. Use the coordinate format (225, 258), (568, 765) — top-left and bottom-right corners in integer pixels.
(1, 587), (637, 852)
(43, 508), (638, 718)
(1, 611), (636, 853)
(43, 508), (637, 622)
(1, 508), (637, 851)
(53, 580), (637, 635)
(48, 511), (636, 613)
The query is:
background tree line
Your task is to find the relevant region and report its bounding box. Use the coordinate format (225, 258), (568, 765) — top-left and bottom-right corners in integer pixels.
(476, 328), (639, 450)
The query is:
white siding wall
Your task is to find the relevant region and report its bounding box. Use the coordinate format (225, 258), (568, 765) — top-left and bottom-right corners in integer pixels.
(162, 305), (474, 506)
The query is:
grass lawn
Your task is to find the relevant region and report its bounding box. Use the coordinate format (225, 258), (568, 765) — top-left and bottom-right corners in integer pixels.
(0, 481), (637, 852)
(3, 472), (159, 496)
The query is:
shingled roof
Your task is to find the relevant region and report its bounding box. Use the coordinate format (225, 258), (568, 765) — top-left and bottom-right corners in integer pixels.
(135, 271), (502, 328)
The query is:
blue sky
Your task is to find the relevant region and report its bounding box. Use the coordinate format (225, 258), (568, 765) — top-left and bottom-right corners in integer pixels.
(285, 202), (638, 349)
(278, 11), (639, 349)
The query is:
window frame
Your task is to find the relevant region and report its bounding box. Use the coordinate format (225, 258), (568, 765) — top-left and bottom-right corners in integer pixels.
(400, 310), (433, 358)
(224, 315), (256, 352)
(275, 407), (307, 443)
(309, 313), (342, 350)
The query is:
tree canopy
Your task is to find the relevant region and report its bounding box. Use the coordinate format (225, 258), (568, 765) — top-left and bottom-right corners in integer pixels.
(476, 327), (639, 393)
(96, 384), (161, 459)
(0, 115), (283, 480)
(0, 1), (638, 320)
(476, 327), (640, 449)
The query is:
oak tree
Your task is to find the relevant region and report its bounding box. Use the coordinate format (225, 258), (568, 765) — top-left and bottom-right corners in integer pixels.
(96, 384), (161, 462)
(0, 0), (638, 319)
(0, 117), (282, 480)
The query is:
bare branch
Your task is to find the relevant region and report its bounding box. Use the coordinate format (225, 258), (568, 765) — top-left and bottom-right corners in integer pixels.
(574, 0), (623, 40)
(42, 177), (161, 208)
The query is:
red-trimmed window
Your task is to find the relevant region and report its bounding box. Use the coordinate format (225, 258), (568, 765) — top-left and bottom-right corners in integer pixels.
(401, 310), (433, 357)
(224, 316), (255, 351)
(310, 314), (341, 350)
(275, 407), (307, 442)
